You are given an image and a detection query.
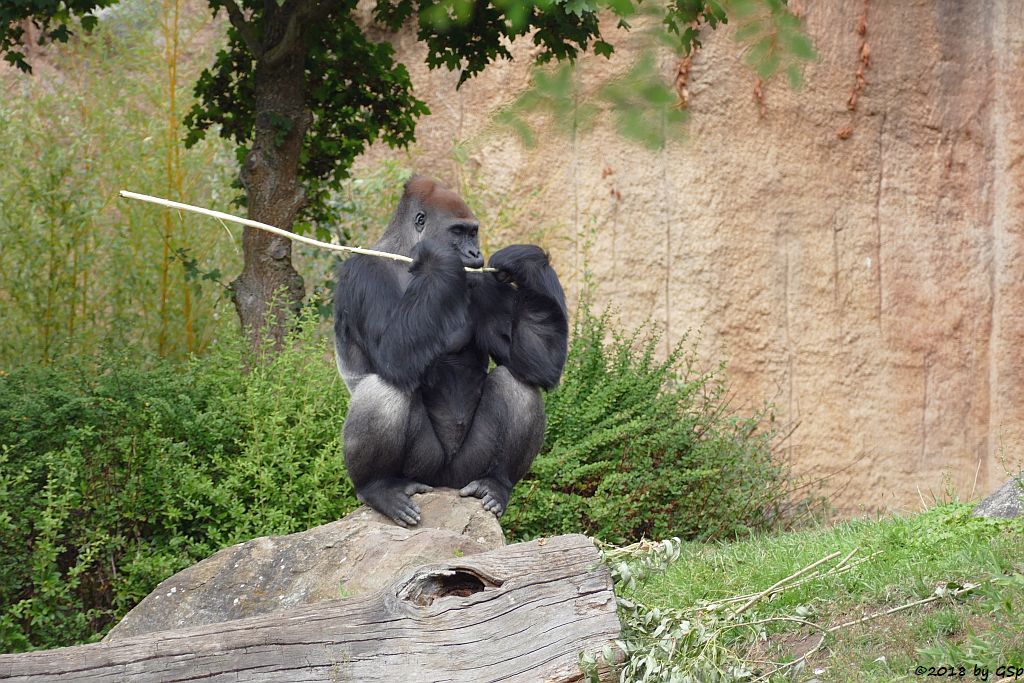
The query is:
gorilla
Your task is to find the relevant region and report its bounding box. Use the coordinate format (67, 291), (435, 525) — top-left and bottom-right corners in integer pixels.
(332, 176), (568, 526)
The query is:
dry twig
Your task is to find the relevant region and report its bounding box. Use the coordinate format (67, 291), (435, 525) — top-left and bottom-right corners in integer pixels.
(119, 190), (496, 273)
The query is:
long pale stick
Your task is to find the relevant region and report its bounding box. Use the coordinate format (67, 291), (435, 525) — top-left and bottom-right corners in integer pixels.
(119, 190), (496, 272)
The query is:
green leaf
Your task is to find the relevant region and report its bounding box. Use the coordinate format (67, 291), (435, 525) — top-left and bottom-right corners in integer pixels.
(563, 0), (597, 18)
(605, 0), (636, 16)
(756, 53), (780, 79)
(495, 109), (537, 147)
(733, 22), (762, 42)
(500, 0), (530, 31)
(786, 63), (804, 89)
(785, 32), (816, 60)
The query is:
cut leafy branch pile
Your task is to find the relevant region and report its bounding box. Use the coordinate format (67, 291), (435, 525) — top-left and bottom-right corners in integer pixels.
(588, 505), (1024, 683)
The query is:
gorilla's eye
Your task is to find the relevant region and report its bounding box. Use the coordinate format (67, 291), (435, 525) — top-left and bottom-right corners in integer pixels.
(414, 212), (426, 231)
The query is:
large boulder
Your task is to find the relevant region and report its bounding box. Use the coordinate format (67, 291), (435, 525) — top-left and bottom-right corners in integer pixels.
(105, 489), (504, 640)
(973, 476), (1024, 519)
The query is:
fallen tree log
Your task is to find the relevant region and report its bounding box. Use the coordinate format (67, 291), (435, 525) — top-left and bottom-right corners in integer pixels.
(0, 534), (620, 682)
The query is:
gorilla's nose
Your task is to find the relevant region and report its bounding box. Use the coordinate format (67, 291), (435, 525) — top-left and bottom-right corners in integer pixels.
(465, 250), (484, 268)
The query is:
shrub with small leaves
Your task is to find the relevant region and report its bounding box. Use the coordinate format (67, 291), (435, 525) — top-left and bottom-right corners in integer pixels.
(0, 302), (813, 652)
(502, 302), (813, 544)
(0, 316), (354, 652)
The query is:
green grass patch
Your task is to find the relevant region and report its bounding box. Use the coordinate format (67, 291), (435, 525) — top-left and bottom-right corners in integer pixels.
(598, 503), (1024, 682)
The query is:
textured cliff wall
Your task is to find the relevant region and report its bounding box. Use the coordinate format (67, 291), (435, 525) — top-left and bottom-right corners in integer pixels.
(357, 0), (1024, 514)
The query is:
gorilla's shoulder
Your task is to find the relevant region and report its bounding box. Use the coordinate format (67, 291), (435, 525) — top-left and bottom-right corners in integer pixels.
(338, 253), (401, 287)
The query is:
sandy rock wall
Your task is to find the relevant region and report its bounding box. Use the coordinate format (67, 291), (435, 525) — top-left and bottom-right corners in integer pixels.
(357, 0), (1024, 514)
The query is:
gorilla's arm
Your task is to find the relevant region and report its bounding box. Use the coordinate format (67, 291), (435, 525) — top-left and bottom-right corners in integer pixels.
(335, 240), (469, 391)
(476, 245), (568, 390)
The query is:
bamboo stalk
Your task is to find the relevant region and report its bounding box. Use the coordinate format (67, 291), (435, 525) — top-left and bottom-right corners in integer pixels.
(158, 0), (182, 356)
(119, 190), (497, 273)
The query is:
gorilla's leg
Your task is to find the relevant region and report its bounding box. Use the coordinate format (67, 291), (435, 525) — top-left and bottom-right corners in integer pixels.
(343, 375), (445, 526)
(447, 366), (546, 516)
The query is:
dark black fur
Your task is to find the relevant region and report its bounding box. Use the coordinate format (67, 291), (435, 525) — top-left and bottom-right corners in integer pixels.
(333, 176), (568, 526)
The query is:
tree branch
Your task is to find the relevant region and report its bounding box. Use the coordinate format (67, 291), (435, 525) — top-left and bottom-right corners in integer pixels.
(263, 0), (343, 66)
(222, 0), (263, 57)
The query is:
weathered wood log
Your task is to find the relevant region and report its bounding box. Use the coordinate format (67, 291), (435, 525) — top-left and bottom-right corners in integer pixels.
(0, 534), (620, 682)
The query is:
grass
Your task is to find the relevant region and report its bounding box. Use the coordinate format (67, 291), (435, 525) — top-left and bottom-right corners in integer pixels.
(601, 503), (1024, 682)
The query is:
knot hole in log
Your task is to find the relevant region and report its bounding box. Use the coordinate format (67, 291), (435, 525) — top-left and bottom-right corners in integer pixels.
(398, 568), (503, 607)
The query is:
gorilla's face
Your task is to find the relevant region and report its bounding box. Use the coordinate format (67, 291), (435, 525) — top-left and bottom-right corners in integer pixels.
(405, 177), (484, 268)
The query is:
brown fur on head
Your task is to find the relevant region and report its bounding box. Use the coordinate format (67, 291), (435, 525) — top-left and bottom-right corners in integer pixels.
(402, 176), (475, 221)
(376, 175), (482, 267)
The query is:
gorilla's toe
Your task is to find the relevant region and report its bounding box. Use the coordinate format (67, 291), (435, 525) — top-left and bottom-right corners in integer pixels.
(405, 482), (434, 496)
(482, 494), (505, 516)
(460, 478), (510, 518)
(458, 481), (483, 497)
(359, 478), (429, 526)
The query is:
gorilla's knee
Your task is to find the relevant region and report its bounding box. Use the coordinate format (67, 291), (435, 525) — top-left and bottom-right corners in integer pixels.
(448, 366), (546, 496)
(485, 366), (546, 465)
(346, 376), (409, 432)
(343, 375), (410, 467)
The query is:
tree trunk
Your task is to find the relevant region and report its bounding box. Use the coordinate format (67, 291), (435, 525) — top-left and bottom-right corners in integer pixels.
(0, 534), (622, 682)
(230, 17), (308, 355)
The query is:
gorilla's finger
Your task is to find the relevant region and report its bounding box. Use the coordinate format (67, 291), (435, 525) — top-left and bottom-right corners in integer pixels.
(405, 482), (433, 495)
(459, 482), (482, 497)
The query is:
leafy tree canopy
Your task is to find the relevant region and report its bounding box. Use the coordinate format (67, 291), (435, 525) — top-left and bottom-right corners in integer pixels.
(2, 0), (813, 228)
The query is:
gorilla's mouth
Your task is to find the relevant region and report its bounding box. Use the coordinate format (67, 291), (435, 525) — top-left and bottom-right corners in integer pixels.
(463, 255), (485, 269)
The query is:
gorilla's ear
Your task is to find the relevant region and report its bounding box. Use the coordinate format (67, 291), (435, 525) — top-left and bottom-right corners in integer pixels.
(404, 175), (437, 234)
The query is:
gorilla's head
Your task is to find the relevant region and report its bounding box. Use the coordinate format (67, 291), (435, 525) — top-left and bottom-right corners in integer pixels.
(381, 175), (484, 268)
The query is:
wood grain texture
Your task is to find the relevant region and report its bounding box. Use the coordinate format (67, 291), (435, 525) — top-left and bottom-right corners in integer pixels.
(0, 534), (621, 682)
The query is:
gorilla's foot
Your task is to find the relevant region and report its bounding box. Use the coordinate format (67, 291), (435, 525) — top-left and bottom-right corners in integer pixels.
(458, 478), (511, 517)
(357, 479), (433, 527)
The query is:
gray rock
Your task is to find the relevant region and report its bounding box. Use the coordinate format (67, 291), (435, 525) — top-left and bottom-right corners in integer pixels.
(973, 476), (1024, 518)
(104, 488), (504, 640)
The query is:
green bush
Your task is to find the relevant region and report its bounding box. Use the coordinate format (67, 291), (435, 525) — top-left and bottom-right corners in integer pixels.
(502, 304), (811, 544)
(0, 307), (809, 652)
(0, 320), (353, 652)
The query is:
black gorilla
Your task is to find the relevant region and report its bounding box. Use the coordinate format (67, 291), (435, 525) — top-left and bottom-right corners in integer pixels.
(332, 176), (569, 526)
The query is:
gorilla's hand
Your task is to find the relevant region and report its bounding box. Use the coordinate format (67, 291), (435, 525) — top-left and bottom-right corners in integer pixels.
(410, 238), (466, 277)
(488, 245), (548, 287)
